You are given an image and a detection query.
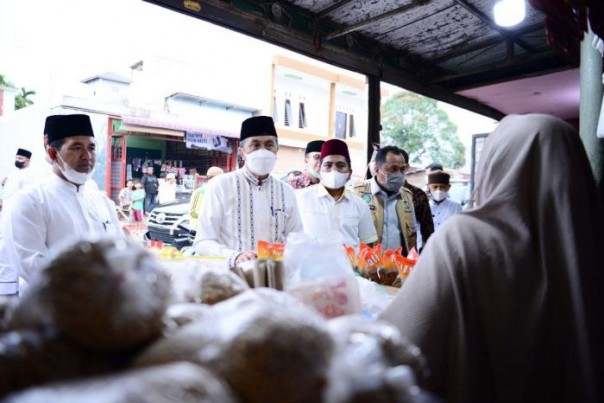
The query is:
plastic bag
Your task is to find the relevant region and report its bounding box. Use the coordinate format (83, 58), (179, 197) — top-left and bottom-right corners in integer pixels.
(283, 232), (361, 318)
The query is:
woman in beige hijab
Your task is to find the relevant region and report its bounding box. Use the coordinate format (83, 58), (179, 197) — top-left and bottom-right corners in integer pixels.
(380, 114), (603, 403)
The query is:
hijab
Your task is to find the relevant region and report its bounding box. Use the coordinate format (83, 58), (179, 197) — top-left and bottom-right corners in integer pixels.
(380, 114), (604, 402)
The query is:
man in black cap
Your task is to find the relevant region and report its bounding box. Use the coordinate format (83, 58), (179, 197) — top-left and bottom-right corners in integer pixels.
(193, 116), (302, 267)
(1, 148), (33, 200)
(2, 114), (122, 290)
(427, 170), (461, 231)
(285, 140), (325, 189)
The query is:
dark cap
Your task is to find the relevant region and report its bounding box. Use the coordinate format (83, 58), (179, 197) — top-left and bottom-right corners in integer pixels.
(43, 115), (61, 135)
(426, 162), (443, 171)
(240, 116), (278, 141)
(305, 140), (324, 154)
(46, 114), (94, 144)
(16, 148), (32, 159)
(320, 139), (351, 165)
(428, 171), (450, 185)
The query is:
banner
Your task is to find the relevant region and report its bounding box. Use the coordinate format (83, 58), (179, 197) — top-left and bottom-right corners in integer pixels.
(185, 132), (232, 153)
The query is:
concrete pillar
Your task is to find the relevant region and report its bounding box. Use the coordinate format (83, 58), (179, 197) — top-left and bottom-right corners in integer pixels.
(579, 28), (604, 204)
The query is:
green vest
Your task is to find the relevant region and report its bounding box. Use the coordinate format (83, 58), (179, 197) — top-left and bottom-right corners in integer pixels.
(353, 180), (416, 253)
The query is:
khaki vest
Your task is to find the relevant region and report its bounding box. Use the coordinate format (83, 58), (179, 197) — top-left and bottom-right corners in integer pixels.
(353, 180), (416, 253)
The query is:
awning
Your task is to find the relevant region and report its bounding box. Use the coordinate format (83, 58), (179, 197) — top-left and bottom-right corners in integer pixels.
(121, 123), (184, 137)
(122, 116), (239, 139)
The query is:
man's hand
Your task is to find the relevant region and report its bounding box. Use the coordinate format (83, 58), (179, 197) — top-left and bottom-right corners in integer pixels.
(235, 251), (258, 265)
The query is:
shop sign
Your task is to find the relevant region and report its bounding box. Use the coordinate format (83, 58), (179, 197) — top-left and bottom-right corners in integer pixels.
(185, 132), (232, 154)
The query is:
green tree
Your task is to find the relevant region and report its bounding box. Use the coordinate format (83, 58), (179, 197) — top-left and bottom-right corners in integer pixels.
(15, 87), (36, 110)
(0, 74), (14, 87)
(381, 91), (465, 168)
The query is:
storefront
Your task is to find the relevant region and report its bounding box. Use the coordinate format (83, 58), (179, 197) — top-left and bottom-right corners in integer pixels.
(106, 116), (239, 202)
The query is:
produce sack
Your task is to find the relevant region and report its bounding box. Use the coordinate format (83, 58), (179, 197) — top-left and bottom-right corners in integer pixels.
(283, 232), (361, 318)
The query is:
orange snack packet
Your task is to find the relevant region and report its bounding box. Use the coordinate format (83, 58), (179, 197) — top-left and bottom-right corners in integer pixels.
(394, 255), (417, 279)
(257, 240), (285, 260)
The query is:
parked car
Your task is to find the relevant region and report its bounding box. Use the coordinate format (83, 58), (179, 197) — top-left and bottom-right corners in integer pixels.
(146, 191), (194, 250)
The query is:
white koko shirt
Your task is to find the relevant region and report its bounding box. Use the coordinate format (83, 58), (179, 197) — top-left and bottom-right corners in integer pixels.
(2, 174), (121, 285)
(193, 168), (302, 265)
(296, 183), (378, 250)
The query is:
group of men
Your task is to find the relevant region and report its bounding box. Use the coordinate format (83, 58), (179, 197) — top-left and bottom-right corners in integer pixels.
(0, 113), (461, 296)
(191, 115), (462, 266)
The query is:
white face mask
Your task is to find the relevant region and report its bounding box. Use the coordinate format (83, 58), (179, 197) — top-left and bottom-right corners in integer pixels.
(431, 190), (447, 202)
(321, 170), (349, 189)
(245, 148), (277, 176)
(307, 166), (320, 179)
(56, 152), (93, 185)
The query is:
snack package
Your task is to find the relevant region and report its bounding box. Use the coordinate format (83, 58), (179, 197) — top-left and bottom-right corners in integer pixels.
(257, 240), (285, 260)
(283, 233), (361, 318)
(394, 255), (418, 283)
(357, 243), (382, 283)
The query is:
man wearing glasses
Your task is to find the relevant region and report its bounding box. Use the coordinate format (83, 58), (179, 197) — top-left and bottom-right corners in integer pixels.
(296, 139), (377, 250)
(286, 140), (324, 190)
(353, 145), (416, 255)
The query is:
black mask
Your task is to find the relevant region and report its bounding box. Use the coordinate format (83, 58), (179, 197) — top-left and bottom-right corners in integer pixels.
(15, 161), (25, 169)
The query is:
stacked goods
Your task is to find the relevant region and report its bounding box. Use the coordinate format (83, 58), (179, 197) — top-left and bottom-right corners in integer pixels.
(2, 239), (433, 403)
(348, 244), (419, 287)
(1, 238), (171, 397)
(4, 362), (238, 403)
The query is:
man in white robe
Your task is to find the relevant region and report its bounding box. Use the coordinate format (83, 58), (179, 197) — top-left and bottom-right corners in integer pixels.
(2, 114), (121, 290)
(1, 148), (35, 202)
(193, 116), (302, 266)
(380, 114), (604, 403)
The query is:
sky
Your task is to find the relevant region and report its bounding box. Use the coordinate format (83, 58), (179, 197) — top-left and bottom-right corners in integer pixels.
(0, 0), (498, 172)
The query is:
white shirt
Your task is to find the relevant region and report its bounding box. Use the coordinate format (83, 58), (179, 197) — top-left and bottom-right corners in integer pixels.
(430, 197), (462, 231)
(1, 166), (36, 201)
(296, 184), (378, 249)
(370, 178), (417, 251)
(193, 168), (302, 265)
(157, 180), (176, 204)
(2, 174), (122, 286)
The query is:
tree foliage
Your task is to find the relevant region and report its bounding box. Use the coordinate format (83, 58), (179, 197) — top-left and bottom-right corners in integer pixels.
(0, 73), (35, 110)
(15, 87), (36, 110)
(381, 91), (465, 168)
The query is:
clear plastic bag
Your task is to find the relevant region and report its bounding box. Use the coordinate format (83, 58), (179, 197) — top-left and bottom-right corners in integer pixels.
(283, 232), (361, 318)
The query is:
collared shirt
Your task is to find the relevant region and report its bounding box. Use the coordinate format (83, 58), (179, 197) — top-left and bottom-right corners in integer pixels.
(296, 183), (378, 249)
(430, 197), (462, 230)
(193, 168), (302, 265)
(286, 172), (317, 190)
(371, 178), (403, 251)
(1, 174), (122, 286)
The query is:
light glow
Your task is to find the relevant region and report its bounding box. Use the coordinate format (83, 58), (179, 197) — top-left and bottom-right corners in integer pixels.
(493, 0), (526, 27)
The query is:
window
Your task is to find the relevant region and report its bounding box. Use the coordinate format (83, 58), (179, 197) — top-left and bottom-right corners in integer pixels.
(335, 111), (347, 139)
(272, 95), (278, 123)
(284, 99), (292, 126)
(298, 102), (307, 128)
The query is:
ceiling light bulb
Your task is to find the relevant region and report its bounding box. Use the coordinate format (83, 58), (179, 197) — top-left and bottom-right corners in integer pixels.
(493, 0), (526, 27)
